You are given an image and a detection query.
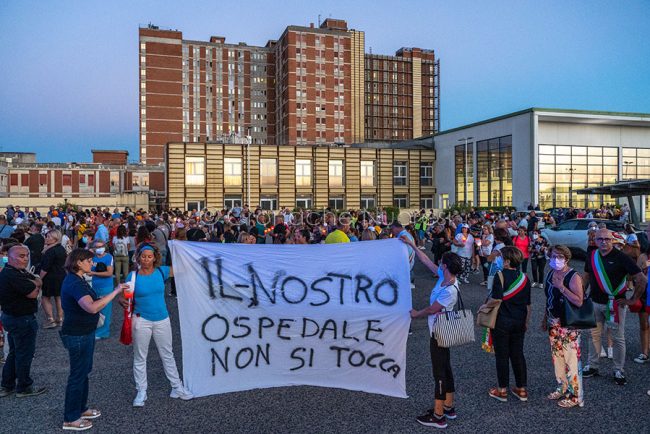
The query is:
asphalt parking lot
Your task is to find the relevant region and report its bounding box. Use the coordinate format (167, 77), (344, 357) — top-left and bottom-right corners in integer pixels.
(2, 251), (649, 433)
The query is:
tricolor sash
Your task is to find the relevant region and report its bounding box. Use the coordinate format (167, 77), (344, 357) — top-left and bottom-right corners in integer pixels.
(590, 250), (626, 323)
(502, 272), (528, 301)
(481, 328), (493, 353)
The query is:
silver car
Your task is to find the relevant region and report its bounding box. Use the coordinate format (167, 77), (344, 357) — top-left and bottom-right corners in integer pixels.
(541, 218), (629, 256)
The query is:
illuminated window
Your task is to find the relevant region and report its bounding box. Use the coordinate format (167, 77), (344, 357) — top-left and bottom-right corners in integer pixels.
(224, 158), (242, 186)
(185, 156), (205, 186)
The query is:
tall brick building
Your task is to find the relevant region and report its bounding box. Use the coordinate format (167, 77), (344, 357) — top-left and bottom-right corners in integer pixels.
(139, 18), (440, 191)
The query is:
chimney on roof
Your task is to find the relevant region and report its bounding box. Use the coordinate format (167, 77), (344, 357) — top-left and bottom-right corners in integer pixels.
(310, 22), (314, 28)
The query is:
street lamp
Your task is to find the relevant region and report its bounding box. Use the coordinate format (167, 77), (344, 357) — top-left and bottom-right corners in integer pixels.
(246, 128), (252, 207)
(623, 160), (634, 181)
(458, 137), (473, 205)
(566, 167), (576, 207)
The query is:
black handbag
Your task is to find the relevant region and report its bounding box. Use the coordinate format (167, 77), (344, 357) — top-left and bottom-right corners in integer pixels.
(559, 271), (596, 329)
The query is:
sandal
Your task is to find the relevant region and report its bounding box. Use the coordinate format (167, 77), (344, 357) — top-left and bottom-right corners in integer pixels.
(62, 419), (93, 431)
(547, 390), (565, 400)
(511, 387), (528, 402)
(558, 397), (583, 408)
(43, 318), (57, 329)
(56, 317), (64, 326)
(81, 408), (101, 419)
(488, 387), (508, 402)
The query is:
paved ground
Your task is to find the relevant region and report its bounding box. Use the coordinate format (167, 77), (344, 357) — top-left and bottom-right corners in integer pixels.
(2, 250), (650, 433)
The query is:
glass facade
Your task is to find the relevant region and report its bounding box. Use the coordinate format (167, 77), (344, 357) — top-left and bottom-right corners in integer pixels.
(476, 135), (512, 207)
(538, 145), (617, 209)
(621, 148), (650, 220)
(455, 144), (474, 205)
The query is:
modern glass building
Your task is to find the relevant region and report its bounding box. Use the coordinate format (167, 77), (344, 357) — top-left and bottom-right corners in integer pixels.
(433, 108), (650, 220)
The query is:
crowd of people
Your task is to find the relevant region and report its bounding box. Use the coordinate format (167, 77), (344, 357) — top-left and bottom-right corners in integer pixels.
(0, 202), (648, 430)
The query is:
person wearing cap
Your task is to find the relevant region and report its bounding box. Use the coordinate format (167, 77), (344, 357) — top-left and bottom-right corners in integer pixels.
(127, 242), (192, 407)
(391, 221), (415, 271)
(452, 224), (474, 284)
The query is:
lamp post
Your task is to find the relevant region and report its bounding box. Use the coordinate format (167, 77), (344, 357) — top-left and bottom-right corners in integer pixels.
(567, 167), (576, 207)
(246, 128), (252, 207)
(623, 160), (634, 181)
(458, 137), (473, 205)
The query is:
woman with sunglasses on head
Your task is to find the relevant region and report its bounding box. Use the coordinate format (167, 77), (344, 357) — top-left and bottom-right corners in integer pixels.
(127, 242), (193, 407)
(542, 245), (585, 408)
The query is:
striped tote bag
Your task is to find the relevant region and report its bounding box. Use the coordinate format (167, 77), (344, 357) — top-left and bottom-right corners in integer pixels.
(433, 284), (476, 348)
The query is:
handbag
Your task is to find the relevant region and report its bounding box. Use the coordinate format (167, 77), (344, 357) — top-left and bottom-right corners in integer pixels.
(96, 313), (105, 329)
(477, 272), (503, 329)
(433, 283), (475, 348)
(559, 270), (596, 329)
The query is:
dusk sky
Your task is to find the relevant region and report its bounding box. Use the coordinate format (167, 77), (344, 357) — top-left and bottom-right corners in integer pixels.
(1, 0), (648, 162)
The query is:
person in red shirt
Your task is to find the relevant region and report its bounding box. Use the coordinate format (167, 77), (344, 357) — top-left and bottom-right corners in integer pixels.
(512, 227), (530, 275)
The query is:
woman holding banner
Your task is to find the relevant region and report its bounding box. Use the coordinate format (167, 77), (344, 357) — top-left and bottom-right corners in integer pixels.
(401, 235), (462, 429)
(127, 242), (193, 407)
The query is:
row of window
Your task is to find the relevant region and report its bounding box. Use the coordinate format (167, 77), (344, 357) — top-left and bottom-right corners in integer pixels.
(185, 157), (434, 188)
(187, 194), (434, 213)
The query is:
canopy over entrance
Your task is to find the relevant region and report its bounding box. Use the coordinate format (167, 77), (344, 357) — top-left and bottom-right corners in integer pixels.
(575, 179), (650, 227)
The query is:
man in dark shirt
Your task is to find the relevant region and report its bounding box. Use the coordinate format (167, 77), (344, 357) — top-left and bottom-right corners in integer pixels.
(0, 245), (47, 397)
(24, 223), (45, 271)
(526, 211), (538, 234)
(186, 219), (207, 242)
(582, 228), (645, 385)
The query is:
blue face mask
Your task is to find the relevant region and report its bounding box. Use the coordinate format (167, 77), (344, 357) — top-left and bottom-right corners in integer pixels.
(494, 255), (504, 270)
(1, 256), (7, 265)
(82, 236), (88, 243)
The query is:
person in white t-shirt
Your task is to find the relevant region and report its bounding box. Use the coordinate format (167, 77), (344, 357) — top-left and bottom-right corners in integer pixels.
(478, 224), (494, 285)
(452, 224), (474, 284)
(401, 234), (462, 429)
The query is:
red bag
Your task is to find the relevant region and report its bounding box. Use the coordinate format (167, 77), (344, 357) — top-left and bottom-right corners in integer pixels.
(119, 300), (133, 345)
(629, 298), (644, 313)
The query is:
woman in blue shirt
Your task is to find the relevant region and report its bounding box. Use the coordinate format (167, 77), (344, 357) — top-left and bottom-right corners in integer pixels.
(89, 240), (114, 339)
(60, 249), (124, 431)
(128, 242), (193, 407)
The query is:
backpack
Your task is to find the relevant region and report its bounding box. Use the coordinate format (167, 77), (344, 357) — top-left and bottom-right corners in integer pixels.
(114, 237), (128, 257)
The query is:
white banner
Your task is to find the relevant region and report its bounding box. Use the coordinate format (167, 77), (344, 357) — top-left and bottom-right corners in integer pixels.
(170, 239), (412, 398)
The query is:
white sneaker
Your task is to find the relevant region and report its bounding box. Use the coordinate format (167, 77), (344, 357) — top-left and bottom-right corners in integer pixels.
(170, 386), (194, 401)
(607, 347), (613, 359)
(600, 347), (607, 358)
(133, 390), (147, 407)
(634, 354), (649, 364)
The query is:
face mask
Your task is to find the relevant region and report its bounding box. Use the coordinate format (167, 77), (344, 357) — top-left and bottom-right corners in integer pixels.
(437, 265), (445, 279)
(2, 256), (7, 265)
(494, 255), (504, 269)
(95, 247), (106, 255)
(532, 234), (539, 240)
(82, 236), (88, 243)
(549, 258), (566, 270)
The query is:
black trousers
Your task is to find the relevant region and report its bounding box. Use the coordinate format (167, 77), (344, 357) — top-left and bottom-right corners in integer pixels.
(479, 256), (489, 280)
(531, 257), (546, 284)
(520, 258), (529, 274)
(430, 336), (455, 400)
(492, 316), (527, 389)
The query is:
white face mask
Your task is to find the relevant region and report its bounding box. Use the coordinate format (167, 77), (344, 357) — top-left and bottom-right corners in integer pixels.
(532, 234), (539, 240)
(549, 257), (566, 270)
(95, 247), (106, 255)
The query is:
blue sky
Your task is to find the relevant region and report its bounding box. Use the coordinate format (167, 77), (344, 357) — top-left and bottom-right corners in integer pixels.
(1, 0), (648, 162)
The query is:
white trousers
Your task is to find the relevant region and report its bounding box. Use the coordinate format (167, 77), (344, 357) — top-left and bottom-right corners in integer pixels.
(132, 316), (182, 392)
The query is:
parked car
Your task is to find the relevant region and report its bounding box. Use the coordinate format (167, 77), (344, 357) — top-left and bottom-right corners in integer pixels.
(541, 218), (634, 257)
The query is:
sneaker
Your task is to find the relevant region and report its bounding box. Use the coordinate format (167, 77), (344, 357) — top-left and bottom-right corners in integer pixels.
(443, 406), (457, 420)
(634, 354), (648, 364)
(16, 386), (47, 398)
(43, 320), (57, 330)
(170, 387), (194, 400)
(0, 386), (14, 397)
(614, 370), (627, 386)
(607, 347), (613, 359)
(582, 366), (599, 378)
(480, 281), (487, 286)
(133, 390), (147, 407)
(416, 411), (447, 428)
(600, 347), (607, 358)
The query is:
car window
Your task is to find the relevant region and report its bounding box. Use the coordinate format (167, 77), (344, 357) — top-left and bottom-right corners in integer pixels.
(558, 221), (578, 231)
(575, 221), (589, 230)
(605, 221), (624, 231)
